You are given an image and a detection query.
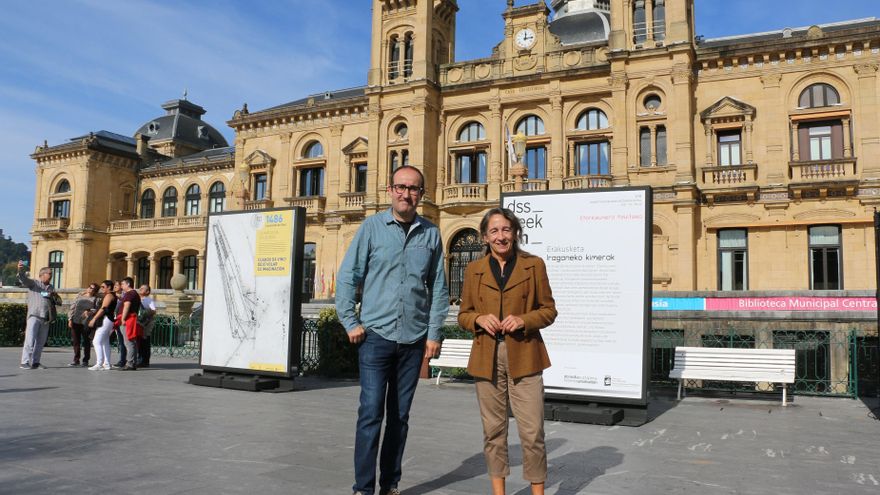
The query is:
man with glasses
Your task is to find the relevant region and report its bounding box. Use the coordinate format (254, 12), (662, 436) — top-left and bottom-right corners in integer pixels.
(17, 261), (58, 370)
(337, 165), (449, 495)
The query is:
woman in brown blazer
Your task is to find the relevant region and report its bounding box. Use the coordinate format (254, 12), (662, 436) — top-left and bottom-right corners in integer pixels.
(458, 207), (557, 495)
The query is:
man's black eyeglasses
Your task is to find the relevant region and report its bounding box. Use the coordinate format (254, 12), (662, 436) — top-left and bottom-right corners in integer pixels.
(391, 184), (424, 195)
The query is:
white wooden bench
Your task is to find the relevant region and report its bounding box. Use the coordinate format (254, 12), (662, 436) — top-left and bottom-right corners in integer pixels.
(429, 339), (472, 385)
(669, 347), (796, 406)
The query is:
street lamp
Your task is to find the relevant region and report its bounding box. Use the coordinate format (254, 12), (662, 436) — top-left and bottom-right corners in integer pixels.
(510, 132), (528, 192)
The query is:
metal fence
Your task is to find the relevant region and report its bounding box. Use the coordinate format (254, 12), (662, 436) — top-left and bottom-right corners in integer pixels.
(32, 315), (880, 398)
(45, 313), (201, 359)
(652, 328), (869, 398)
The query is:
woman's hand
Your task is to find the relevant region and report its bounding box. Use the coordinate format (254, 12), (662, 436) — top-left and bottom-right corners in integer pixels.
(475, 314), (502, 336)
(67, 320), (73, 329)
(500, 315), (525, 334)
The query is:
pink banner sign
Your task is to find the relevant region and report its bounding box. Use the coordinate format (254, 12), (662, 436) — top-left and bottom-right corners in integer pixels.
(705, 297), (877, 312)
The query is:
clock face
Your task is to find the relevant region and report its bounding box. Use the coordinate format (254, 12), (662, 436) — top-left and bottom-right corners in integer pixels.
(515, 28), (536, 50)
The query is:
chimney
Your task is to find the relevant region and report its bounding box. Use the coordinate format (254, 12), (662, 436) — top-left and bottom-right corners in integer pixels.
(136, 133), (150, 157)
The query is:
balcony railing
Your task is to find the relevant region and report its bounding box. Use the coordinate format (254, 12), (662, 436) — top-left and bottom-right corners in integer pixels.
(110, 216), (208, 233)
(244, 199), (274, 211)
(443, 183), (488, 202)
(790, 158), (857, 182)
(34, 217), (70, 235)
(287, 196), (326, 214)
(701, 163), (758, 186)
(562, 175), (612, 190)
(338, 192), (365, 210)
(501, 179), (549, 193)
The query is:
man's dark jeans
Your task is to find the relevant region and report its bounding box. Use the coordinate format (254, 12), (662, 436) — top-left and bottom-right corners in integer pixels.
(353, 331), (426, 495)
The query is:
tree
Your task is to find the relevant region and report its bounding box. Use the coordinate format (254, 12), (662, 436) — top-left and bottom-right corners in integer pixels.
(0, 232), (30, 286)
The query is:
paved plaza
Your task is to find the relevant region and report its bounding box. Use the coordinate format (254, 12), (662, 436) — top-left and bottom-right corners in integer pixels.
(1, 346), (878, 495)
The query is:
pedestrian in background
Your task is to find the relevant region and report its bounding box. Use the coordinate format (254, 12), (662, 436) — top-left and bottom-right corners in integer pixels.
(458, 207), (557, 495)
(116, 277), (141, 370)
(17, 261), (57, 370)
(137, 284), (156, 367)
(67, 283), (98, 367)
(112, 280), (127, 367)
(88, 280), (117, 371)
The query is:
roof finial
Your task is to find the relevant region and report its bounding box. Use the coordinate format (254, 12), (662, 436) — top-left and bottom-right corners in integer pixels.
(183, 88), (188, 100)
(507, 0), (514, 7)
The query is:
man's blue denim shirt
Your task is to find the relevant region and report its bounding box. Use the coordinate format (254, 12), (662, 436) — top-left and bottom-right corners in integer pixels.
(336, 209), (449, 343)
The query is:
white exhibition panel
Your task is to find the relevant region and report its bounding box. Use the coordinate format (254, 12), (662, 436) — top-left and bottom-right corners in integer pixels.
(200, 210), (296, 374)
(503, 189), (650, 400)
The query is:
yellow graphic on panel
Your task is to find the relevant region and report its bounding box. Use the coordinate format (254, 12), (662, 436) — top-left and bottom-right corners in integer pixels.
(254, 211), (293, 276)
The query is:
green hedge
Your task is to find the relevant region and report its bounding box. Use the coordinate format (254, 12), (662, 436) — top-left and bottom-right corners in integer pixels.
(315, 307), (360, 377)
(0, 303), (27, 346)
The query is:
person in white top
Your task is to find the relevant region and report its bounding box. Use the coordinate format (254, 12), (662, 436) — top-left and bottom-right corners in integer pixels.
(137, 285), (157, 367)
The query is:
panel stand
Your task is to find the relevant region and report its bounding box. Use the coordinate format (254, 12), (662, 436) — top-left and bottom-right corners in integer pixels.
(189, 371), (295, 392)
(545, 400), (649, 426)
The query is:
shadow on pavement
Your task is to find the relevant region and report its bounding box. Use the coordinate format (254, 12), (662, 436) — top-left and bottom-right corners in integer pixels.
(0, 386), (59, 394)
(517, 445), (624, 495)
(405, 437), (618, 495)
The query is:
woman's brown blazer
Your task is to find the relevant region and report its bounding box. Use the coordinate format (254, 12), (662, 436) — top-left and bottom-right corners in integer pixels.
(458, 251), (557, 380)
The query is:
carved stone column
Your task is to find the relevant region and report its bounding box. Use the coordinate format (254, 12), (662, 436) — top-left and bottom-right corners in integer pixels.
(842, 117), (852, 158)
(704, 123), (714, 165)
(791, 122), (800, 161)
(649, 124), (658, 167)
(125, 256), (135, 279)
(149, 256), (158, 290)
(549, 95), (564, 189)
(744, 119), (754, 163)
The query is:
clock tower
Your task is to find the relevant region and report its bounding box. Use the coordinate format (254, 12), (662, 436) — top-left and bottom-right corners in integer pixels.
(500, 1), (554, 74)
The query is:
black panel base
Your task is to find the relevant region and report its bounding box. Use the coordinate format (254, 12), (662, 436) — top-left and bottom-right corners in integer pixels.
(545, 401), (649, 426)
(188, 372), (295, 392)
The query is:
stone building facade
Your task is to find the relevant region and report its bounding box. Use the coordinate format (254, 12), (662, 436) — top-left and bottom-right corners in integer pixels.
(27, 0), (880, 304)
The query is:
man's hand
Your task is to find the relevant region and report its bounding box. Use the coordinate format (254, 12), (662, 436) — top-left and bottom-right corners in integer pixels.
(347, 325), (366, 344)
(68, 320), (73, 329)
(425, 339), (441, 359)
(475, 314), (502, 336)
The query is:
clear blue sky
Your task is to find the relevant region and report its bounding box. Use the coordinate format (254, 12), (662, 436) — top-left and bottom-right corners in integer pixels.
(1, 0), (877, 245)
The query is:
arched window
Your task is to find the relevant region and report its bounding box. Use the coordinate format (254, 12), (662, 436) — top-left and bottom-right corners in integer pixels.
(633, 0), (647, 44)
(162, 187), (178, 217)
(183, 255), (199, 290)
(515, 115), (545, 136)
(799, 83), (840, 108)
(48, 251), (63, 289)
(448, 229), (483, 303)
(653, 0), (666, 41)
(455, 152), (487, 184)
(158, 256), (173, 289)
(458, 122), (486, 142)
(52, 179), (71, 219)
(209, 182), (226, 213)
(299, 168), (324, 196)
(136, 257), (150, 287)
(576, 109), (609, 130)
(403, 33), (414, 78)
(389, 34), (400, 80)
(184, 184), (201, 216)
(304, 141), (324, 159)
(140, 190), (155, 219)
(390, 151), (399, 171)
(402, 149), (409, 167)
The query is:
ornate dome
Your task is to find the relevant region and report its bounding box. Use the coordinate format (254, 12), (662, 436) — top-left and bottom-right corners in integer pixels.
(549, 0), (611, 46)
(134, 99), (228, 153)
